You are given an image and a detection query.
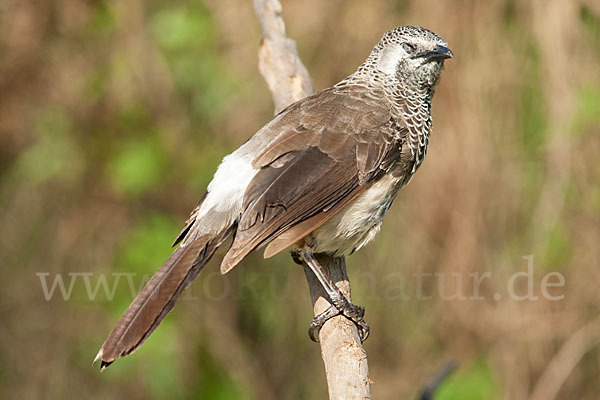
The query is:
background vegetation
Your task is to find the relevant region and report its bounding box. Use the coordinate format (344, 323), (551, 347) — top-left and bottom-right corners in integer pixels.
(1, 0), (599, 399)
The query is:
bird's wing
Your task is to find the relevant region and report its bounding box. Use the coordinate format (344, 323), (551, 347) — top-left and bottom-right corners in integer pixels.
(171, 193), (207, 247)
(220, 85), (404, 272)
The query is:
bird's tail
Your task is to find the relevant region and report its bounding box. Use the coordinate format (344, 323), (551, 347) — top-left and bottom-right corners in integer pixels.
(93, 225), (234, 370)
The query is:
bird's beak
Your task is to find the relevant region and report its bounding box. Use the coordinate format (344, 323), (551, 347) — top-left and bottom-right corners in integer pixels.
(416, 45), (454, 62)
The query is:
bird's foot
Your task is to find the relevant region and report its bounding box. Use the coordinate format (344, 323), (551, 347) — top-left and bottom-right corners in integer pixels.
(308, 305), (340, 342)
(308, 292), (369, 342)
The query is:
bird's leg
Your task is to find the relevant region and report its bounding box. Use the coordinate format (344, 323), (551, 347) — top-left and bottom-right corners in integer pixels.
(299, 250), (370, 342)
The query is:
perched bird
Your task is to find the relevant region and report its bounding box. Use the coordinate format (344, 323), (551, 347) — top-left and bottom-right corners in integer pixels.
(95, 25), (452, 370)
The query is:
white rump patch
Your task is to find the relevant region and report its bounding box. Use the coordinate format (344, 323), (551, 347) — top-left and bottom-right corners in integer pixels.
(203, 152), (257, 214)
(185, 149), (258, 239)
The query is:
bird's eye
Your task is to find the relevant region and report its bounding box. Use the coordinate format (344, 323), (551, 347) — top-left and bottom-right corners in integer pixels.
(401, 42), (416, 54)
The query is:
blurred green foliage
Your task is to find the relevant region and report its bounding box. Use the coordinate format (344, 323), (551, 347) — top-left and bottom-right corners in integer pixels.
(574, 86), (600, 134)
(117, 213), (179, 277)
(1, 0), (599, 399)
(437, 361), (499, 400)
(151, 4), (237, 120)
(15, 109), (83, 184)
(108, 135), (168, 196)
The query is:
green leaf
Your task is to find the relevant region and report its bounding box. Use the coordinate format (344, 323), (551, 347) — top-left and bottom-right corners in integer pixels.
(15, 109), (83, 184)
(572, 85), (600, 135)
(436, 360), (500, 400)
(151, 7), (213, 51)
(107, 135), (167, 196)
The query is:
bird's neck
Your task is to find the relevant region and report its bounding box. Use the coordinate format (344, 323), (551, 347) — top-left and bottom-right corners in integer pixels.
(394, 83), (432, 114)
(385, 82), (434, 172)
(343, 70), (434, 138)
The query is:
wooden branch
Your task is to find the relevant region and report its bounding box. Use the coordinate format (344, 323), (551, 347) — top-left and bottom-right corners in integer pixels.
(252, 0), (313, 114)
(251, 1), (372, 399)
(302, 256), (372, 399)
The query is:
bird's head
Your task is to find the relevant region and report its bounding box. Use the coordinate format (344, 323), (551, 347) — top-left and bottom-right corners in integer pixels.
(364, 26), (453, 89)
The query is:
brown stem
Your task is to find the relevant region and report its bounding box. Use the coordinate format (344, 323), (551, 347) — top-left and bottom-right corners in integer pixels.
(302, 256), (372, 399)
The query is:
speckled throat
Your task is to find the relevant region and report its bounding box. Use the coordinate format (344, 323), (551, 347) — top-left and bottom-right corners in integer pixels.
(339, 68), (434, 181)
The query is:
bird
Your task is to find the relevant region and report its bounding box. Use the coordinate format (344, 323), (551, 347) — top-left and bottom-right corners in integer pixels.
(94, 25), (452, 370)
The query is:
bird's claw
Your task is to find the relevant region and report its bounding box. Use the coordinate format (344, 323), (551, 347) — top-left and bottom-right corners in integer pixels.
(340, 302), (369, 342)
(308, 299), (370, 342)
(308, 305), (340, 342)
(354, 317), (370, 342)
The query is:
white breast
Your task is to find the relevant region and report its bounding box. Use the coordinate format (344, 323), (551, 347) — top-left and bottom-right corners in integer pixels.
(310, 173), (403, 255)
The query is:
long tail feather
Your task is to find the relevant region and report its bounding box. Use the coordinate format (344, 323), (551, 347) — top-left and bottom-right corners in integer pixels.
(94, 226), (233, 370)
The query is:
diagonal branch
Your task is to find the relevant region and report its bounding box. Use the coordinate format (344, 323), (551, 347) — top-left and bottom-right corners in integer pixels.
(251, 1), (372, 399)
(252, 0), (314, 114)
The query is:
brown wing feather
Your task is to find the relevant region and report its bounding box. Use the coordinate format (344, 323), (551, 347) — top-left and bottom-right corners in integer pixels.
(262, 183), (371, 258)
(172, 192), (207, 247)
(252, 125), (320, 169)
(220, 147), (358, 272)
(219, 86), (402, 273)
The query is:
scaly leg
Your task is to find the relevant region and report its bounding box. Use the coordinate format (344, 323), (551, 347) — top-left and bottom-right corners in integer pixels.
(299, 251), (370, 342)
